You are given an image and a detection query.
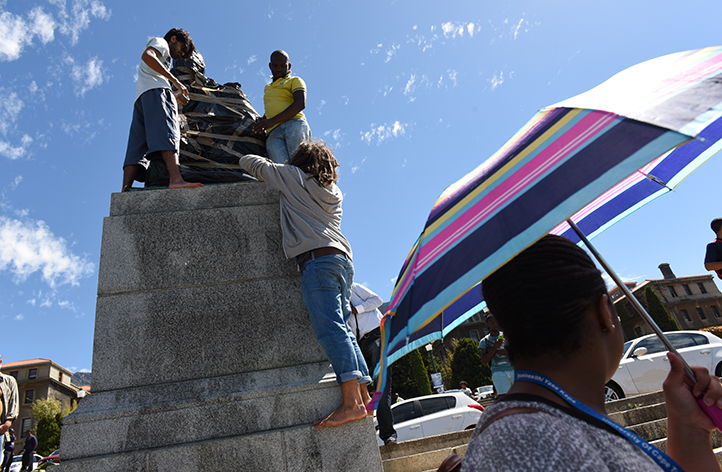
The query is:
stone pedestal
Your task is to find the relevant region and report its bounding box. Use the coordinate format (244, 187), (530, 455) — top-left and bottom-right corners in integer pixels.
(59, 182), (382, 472)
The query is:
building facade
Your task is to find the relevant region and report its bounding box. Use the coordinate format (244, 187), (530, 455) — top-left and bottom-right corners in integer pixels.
(610, 264), (722, 339)
(1, 358), (83, 451)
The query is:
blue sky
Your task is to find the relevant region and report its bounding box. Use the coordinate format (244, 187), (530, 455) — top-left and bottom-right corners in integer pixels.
(2, 0), (722, 374)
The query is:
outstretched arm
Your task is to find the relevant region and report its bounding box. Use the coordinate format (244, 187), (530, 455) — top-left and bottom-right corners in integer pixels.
(142, 47), (188, 100)
(253, 89), (306, 134)
(664, 351), (722, 471)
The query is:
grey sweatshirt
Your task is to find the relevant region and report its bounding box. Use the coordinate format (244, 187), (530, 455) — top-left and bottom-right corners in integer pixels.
(238, 155), (353, 260)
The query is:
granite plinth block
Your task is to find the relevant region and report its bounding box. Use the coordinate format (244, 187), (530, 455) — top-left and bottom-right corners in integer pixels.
(60, 183), (382, 472)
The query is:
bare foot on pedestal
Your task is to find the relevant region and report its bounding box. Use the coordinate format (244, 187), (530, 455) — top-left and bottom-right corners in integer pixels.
(315, 403), (367, 429)
(169, 181), (204, 189)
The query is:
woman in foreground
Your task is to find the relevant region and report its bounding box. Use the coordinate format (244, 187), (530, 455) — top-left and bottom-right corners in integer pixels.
(461, 234), (722, 472)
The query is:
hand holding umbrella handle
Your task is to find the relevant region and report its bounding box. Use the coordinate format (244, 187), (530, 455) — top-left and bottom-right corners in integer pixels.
(696, 397), (722, 430)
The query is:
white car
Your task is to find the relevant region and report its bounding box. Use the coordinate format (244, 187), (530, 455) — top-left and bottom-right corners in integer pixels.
(377, 391), (484, 445)
(9, 453), (42, 472)
(606, 330), (722, 402)
(474, 385), (495, 400)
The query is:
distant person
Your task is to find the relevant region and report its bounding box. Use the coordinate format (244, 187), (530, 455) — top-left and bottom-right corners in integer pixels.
(348, 282), (398, 445)
(479, 314), (514, 397)
(122, 28), (204, 192)
(462, 234), (722, 471)
(704, 217), (722, 279)
(0, 354), (17, 472)
(239, 140), (370, 429)
(252, 50), (311, 163)
(1, 428), (14, 472)
(459, 381), (473, 398)
(394, 393), (403, 403)
(20, 430), (36, 472)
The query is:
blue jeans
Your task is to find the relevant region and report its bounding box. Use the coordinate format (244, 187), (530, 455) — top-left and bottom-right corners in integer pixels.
(301, 254), (371, 385)
(492, 369), (514, 395)
(266, 118), (311, 163)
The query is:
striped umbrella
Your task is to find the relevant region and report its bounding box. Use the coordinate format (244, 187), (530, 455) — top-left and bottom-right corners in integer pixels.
(374, 46), (722, 404)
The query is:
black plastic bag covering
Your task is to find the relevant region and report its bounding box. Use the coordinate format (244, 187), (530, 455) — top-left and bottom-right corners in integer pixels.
(145, 49), (266, 187)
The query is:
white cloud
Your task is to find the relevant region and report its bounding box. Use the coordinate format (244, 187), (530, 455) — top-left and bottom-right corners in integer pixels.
(0, 88), (24, 135)
(340, 95), (349, 105)
(13, 314), (23, 321)
(361, 121), (407, 146)
(0, 11), (31, 61)
(0, 139), (30, 160)
(68, 56), (106, 95)
(28, 7), (56, 44)
(10, 176), (23, 191)
(350, 156), (367, 174)
(490, 70), (504, 90)
(404, 74), (417, 96)
(51, 0), (112, 45)
(0, 1), (109, 61)
(512, 18), (528, 40)
(385, 43), (400, 63)
(0, 216), (94, 287)
(441, 22), (466, 38)
(322, 128), (344, 149)
(247, 55), (257, 65)
(317, 99), (326, 114)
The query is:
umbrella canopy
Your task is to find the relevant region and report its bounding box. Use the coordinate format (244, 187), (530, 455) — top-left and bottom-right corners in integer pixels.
(376, 46), (722, 391)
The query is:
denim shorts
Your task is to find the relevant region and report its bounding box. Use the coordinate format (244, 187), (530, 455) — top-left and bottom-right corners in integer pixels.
(123, 88), (180, 179)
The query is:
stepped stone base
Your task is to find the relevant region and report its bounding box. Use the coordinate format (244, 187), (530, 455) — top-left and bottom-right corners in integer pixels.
(59, 182), (382, 472)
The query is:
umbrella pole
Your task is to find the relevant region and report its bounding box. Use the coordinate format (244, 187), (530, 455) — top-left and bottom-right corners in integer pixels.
(565, 218), (698, 382)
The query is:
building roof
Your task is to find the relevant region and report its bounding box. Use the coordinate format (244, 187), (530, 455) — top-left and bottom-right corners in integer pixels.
(2, 358), (52, 368)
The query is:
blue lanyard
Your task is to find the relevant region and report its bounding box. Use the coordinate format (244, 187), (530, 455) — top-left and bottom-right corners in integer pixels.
(514, 370), (683, 472)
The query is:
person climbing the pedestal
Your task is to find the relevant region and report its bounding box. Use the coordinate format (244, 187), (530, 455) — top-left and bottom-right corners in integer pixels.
(238, 139), (371, 428)
(252, 50), (311, 164)
(121, 28), (204, 192)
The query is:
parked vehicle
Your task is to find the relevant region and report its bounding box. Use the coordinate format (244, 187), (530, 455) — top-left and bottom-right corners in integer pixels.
(376, 391), (484, 445)
(606, 330), (722, 402)
(39, 449), (59, 464)
(8, 453), (42, 472)
(474, 385), (495, 400)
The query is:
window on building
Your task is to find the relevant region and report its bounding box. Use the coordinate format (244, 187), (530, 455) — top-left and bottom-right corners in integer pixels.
(28, 369), (36, 379)
(711, 305), (721, 318)
(24, 389), (33, 404)
(634, 326), (643, 337)
(681, 309), (692, 322)
(697, 307), (707, 320)
(469, 330), (479, 342)
(668, 286), (678, 298)
(698, 283), (708, 294)
(21, 419), (31, 438)
(58, 372), (63, 383)
(683, 284), (692, 296)
(9, 371), (17, 380)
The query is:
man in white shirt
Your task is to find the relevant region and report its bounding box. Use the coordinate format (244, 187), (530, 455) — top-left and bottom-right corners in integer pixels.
(349, 282), (397, 445)
(122, 28), (203, 192)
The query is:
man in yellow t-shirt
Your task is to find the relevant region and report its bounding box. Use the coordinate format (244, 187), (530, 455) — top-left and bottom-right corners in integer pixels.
(252, 50), (312, 163)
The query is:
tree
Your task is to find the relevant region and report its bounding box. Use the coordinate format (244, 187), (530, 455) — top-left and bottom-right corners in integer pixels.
(32, 398), (77, 457)
(645, 286), (679, 331)
(391, 347), (433, 399)
(449, 338), (491, 390)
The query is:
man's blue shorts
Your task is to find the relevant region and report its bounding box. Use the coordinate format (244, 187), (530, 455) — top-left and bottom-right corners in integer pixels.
(123, 88), (180, 182)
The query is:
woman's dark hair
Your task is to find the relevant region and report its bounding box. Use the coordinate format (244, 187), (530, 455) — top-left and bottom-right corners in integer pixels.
(481, 234), (608, 363)
(164, 28), (195, 58)
(289, 139), (339, 187)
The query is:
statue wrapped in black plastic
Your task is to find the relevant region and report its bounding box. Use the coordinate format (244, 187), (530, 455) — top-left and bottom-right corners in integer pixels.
(145, 49), (266, 187)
